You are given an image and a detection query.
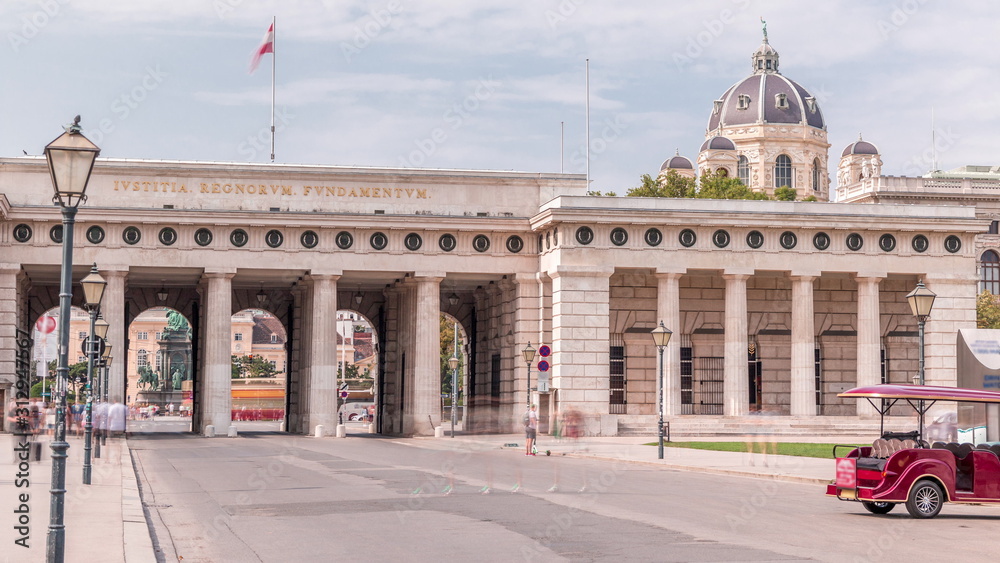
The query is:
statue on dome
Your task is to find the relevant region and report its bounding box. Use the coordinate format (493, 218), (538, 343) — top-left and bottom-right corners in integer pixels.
(861, 159), (872, 179)
(761, 17), (767, 40)
(869, 155), (882, 177)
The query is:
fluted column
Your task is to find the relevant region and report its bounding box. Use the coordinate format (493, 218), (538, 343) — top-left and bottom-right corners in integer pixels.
(656, 271), (683, 416)
(307, 274), (339, 435)
(202, 270), (234, 433)
(855, 275), (883, 417)
(410, 274), (442, 435)
(723, 272), (750, 416)
(790, 274), (817, 417)
(102, 268), (128, 403)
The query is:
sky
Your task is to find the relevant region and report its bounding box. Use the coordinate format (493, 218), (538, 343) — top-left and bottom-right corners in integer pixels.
(2, 0), (998, 196)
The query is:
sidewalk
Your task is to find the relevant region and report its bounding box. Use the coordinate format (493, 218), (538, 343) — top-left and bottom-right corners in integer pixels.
(408, 433), (838, 485)
(0, 433), (154, 563)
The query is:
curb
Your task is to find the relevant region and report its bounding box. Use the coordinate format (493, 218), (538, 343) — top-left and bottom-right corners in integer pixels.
(558, 452), (831, 485)
(121, 441), (156, 563)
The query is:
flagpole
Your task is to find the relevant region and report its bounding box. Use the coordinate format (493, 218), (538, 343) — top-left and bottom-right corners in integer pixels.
(270, 15), (276, 162)
(585, 58), (590, 187)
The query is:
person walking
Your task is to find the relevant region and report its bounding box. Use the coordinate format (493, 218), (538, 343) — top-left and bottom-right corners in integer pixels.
(524, 404), (538, 456)
(108, 396), (127, 437)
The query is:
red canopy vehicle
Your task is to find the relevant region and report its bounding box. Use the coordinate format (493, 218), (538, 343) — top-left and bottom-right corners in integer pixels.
(827, 384), (1000, 518)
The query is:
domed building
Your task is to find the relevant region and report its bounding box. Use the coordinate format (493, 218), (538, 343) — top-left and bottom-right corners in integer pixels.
(699, 29), (831, 200)
(658, 150), (695, 179)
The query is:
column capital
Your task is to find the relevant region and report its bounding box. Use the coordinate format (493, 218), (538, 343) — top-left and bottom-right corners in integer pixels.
(853, 273), (886, 283)
(514, 272), (539, 284)
(413, 271), (447, 280)
(722, 271), (752, 281)
(0, 263), (21, 276)
(202, 268), (237, 279)
(306, 272), (341, 282)
(654, 269), (685, 280)
(789, 271), (821, 281)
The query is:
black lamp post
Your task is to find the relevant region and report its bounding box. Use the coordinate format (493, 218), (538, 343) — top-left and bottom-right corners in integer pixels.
(45, 116), (100, 563)
(92, 317), (107, 460)
(522, 342), (536, 409)
(448, 355), (459, 437)
(651, 321), (673, 460)
(81, 264), (107, 484)
(906, 281), (936, 441)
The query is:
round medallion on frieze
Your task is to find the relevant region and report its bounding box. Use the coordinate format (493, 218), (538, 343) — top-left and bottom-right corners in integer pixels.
(122, 226), (141, 245)
(912, 235), (929, 253)
(813, 231), (830, 250)
(370, 231), (388, 250)
(746, 230), (764, 249)
(575, 226), (594, 245)
(472, 234), (491, 253)
(610, 227), (629, 247)
(230, 228), (249, 248)
(85, 226), (105, 244)
(50, 225), (63, 244)
(506, 235), (524, 253)
(712, 229), (730, 248)
(846, 233), (864, 251)
(679, 229), (697, 248)
(265, 230), (283, 248)
(300, 230), (319, 249)
(644, 228), (662, 247)
(404, 232), (422, 251)
(439, 233), (456, 252)
(159, 227), (177, 246)
(336, 231), (354, 250)
(12, 224), (32, 243)
(944, 235), (962, 253)
(879, 234), (896, 252)
(194, 228), (213, 247)
(780, 231), (797, 250)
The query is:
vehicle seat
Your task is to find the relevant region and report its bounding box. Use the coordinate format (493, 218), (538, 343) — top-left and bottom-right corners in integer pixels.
(856, 457), (887, 471)
(901, 439), (917, 450)
(956, 443), (975, 460)
(931, 441), (947, 450)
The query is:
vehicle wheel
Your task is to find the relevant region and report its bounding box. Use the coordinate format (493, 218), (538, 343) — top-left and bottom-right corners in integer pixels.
(348, 413), (359, 421)
(905, 479), (944, 518)
(861, 501), (895, 515)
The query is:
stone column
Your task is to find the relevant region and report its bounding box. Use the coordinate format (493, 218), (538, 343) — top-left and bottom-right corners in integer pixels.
(549, 265), (613, 429)
(790, 273), (818, 417)
(102, 267), (129, 403)
(855, 275), (883, 417)
(410, 274), (442, 435)
(655, 271), (683, 416)
(0, 264), (21, 414)
(723, 272), (750, 417)
(202, 270), (234, 433)
(307, 273), (340, 435)
(514, 274), (542, 411)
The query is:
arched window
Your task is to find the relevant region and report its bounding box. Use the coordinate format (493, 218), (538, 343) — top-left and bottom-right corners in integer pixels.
(775, 155), (792, 188)
(138, 349), (149, 367)
(738, 155), (750, 186)
(981, 250), (1000, 294)
(812, 158), (821, 191)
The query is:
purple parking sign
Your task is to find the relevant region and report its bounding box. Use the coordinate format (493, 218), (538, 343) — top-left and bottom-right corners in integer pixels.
(537, 360), (549, 372)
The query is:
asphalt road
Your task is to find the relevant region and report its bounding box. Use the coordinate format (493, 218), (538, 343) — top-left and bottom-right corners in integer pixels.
(129, 432), (1000, 563)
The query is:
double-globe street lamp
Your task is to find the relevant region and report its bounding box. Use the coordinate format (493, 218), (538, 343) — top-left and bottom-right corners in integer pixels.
(45, 116), (100, 562)
(651, 321), (673, 460)
(906, 281), (936, 439)
(80, 265), (107, 484)
(522, 342), (536, 409)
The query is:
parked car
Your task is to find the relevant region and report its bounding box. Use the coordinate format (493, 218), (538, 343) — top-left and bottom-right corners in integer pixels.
(339, 401), (374, 422)
(827, 384), (1000, 518)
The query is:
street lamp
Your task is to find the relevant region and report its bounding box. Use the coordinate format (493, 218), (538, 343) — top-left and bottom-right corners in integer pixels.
(92, 315), (108, 460)
(45, 115), (100, 562)
(80, 264), (106, 485)
(448, 355), (459, 438)
(651, 321), (673, 460)
(906, 281), (936, 386)
(522, 342), (536, 409)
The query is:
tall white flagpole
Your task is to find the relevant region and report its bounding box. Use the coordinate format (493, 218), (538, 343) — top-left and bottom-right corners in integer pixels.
(560, 121), (564, 173)
(585, 59), (590, 187)
(270, 16), (276, 162)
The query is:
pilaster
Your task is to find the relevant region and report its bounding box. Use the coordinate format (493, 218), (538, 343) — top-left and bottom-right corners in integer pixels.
(790, 274), (817, 416)
(723, 272), (749, 416)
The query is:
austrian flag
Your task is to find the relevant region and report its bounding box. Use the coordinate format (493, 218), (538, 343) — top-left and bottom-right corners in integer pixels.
(248, 22), (274, 74)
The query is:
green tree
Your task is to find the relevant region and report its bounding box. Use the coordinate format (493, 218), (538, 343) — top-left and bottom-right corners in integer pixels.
(773, 186), (797, 201)
(696, 170), (769, 200)
(440, 314), (463, 398)
(626, 171), (696, 198)
(977, 291), (1000, 328)
(232, 354), (277, 378)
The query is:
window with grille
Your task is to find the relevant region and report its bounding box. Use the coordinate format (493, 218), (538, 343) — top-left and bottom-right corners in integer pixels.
(234, 332), (244, 341)
(814, 348), (822, 413)
(137, 332), (148, 340)
(680, 338), (694, 415)
(138, 349), (149, 367)
(981, 250), (1000, 294)
(775, 155), (792, 188)
(490, 353), (501, 398)
(609, 335), (626, 414)
(155, 353), (162, 371)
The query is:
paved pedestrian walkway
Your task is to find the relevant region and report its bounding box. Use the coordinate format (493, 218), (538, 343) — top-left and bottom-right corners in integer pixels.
(0, 433), (154, 563)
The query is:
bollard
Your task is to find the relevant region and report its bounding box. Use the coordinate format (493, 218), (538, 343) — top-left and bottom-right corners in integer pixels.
(314, 425), (325, 438)
(336, 424), (346, 438)
(368, 423), (375, 434)
(204, 425), (215, 438)
(227, 426), (238, 438)
(434, 426), (444, 438)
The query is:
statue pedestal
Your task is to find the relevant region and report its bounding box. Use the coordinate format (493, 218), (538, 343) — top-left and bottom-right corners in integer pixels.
(135, 389), (186, 410)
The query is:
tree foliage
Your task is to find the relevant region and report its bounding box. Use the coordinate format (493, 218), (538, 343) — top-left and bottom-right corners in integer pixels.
(440, 314), (463, 397)
(231, 354), (278, 379)
(626, 170), (800, 201)
(977, 291), (1000, 328)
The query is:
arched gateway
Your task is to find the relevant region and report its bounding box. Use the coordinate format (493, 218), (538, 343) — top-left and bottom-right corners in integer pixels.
(0, 157), (983, 437)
